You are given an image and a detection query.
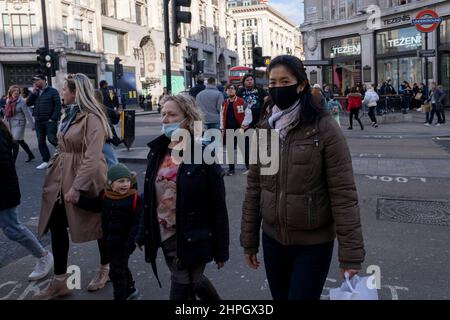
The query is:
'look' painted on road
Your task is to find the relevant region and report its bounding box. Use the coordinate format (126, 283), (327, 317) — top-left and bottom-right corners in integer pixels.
(366, 175), (427, 183)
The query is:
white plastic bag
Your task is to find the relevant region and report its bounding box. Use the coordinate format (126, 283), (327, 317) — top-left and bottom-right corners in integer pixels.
(329, 273), (379, 300)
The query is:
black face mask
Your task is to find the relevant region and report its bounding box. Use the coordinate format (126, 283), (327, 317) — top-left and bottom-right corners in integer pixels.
(269, 84), (301, 110)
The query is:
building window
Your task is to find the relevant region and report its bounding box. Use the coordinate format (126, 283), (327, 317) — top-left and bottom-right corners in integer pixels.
(204, 51), (214, 68)
(62, 16), (69, 46)
(74, 19), (83, 42)
(2, 14), (37, 47)
(234, 34), (237, 46)
(30, 14), (38, 46)
(136, 3), (142, 25)
(388, 0), (411, 6)
(103, 29), (125, 55)
(101, 0), (108, 16)
(88, 21), (94, 48)
(330, 0), (356, 20)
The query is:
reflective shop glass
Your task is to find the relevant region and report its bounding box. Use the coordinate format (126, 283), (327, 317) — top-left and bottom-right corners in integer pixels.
(323, 36), (361, 58)
(376, 26), (423, 55)
(440, 18), (450, 44)
(377, 57), (422, 93)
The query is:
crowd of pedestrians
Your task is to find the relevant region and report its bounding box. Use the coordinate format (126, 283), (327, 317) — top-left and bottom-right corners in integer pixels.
(1, 55), (373, 301)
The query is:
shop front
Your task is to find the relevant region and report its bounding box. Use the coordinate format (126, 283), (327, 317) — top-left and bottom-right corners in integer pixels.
(438, 16), (450, 105)
(322, 35), (361, 96)
(375, 26), (424, 93)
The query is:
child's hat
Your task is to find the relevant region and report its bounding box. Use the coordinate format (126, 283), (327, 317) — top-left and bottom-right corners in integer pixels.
(107, 163), (132, 185)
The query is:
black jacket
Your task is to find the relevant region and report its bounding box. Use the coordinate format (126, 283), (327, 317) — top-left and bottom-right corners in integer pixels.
(27, 86), (62, 122)
(136, 135), (229, 273)
(0, 126), (20, 210)
(77, 191), (141, 253)
(189, 84), (206, 98)
(101, 87), (115, 109)
(236, 86), (268, 127)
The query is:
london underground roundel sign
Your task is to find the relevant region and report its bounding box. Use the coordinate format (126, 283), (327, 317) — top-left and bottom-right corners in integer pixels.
(412, 9), (442, 33)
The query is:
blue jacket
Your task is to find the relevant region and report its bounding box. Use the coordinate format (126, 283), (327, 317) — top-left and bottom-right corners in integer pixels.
(26, 86), (62, 122)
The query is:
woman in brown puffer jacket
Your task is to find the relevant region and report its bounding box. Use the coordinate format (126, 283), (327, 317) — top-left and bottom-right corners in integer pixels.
(240, 55), (365, 300)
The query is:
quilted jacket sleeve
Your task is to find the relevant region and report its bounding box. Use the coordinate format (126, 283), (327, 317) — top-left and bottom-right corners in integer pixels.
(322, 116), (365, 269)
(240, 162), (262, 255)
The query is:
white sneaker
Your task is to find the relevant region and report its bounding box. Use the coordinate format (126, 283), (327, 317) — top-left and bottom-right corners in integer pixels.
(424, 123), (430, 127)
(242, 169), (249, 175)
(435, 123), (441, 126)
(36, 162), (49, 170)
(29, 251), (54, 281)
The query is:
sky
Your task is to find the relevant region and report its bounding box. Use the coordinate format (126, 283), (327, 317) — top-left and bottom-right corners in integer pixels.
(268, 0), (304, 26)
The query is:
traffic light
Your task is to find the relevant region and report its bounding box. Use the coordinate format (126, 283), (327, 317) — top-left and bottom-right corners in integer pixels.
(49, 49), (59, 77)
(263, 56), (271, 66)
(114, 57), (123, 80)
(252, 47), (264, 68)
(185, 56), (192, 72)
(171, 0), (192, 44)
(36, 47), (50, 73)
(194, 60), (204, 75)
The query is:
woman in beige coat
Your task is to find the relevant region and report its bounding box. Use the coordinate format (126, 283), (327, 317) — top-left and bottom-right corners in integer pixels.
(33, 73), (112, 300)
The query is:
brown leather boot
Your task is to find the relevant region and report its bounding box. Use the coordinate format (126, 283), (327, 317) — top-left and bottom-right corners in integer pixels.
(32, 275), (72, 300)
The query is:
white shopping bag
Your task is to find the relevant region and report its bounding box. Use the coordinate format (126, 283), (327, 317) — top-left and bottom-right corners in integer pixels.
(329, 273), (379, 300)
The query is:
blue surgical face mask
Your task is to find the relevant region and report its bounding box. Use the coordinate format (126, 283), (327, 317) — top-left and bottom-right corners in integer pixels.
(162, 118), (187, 138)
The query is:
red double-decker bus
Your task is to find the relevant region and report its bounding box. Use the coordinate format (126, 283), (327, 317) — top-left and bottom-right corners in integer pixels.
(228, 66), (268, 89)
(228, 66), (252, 85)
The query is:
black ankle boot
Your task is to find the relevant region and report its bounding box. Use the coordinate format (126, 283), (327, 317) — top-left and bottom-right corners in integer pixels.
(26, 154), (35, 163)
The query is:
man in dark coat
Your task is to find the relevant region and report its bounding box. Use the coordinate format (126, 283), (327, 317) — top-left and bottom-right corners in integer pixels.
(189, 75), (206, 98)
(26, 74), (61, 170)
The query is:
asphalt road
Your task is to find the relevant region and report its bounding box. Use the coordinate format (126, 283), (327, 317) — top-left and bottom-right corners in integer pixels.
(1, 112), (450, 300)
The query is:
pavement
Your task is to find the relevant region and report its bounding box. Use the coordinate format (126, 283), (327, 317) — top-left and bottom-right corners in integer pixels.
(1, 109), (450, 300)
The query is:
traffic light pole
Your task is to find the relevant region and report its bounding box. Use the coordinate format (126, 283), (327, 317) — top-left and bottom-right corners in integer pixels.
(40, 0), (52, 86)
(164, 0), (172, 94)
(251, 34), (256, 75)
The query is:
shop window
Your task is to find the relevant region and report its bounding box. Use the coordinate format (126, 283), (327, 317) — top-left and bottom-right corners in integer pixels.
(377, 57), (422, 93)
(440, 19), (450, 44)
(376, 26), (423, 55)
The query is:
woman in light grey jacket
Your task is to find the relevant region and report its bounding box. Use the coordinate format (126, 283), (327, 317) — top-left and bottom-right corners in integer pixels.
(5, 85), (35, 162)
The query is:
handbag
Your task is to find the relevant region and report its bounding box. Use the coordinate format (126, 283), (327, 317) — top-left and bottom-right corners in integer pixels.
(422, 103), (432, 112)
(415, 93), (423, 100)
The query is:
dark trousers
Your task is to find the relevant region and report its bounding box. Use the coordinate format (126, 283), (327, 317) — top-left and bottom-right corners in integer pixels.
(368, 107), (377, 124)
(48, 201), (109, 275)
(109, 246), (134, 300)
(12, 140), (34, 162)
(349, 109), (363, 130)
(429, 103), (443, 124)
(223, 129), (247, 172)
(440, 108), (446, 124)
(262, 233), (334, 300)
(35, 120), (58, 162)
(48, 201), (70, 275)
(169, 274), (220, 300)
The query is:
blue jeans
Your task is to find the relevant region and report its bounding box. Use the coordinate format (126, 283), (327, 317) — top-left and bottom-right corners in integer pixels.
(102, 143), (118, 168)
(262, 233), (334, 300)
(0, 206), (45, 258)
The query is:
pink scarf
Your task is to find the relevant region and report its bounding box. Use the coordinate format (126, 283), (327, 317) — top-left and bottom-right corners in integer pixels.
(5, 97), (18, 118)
